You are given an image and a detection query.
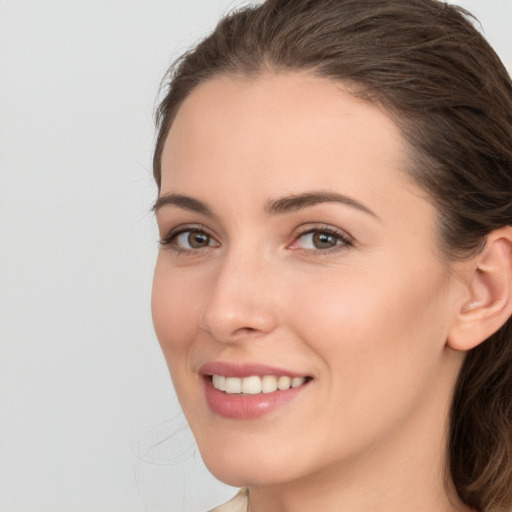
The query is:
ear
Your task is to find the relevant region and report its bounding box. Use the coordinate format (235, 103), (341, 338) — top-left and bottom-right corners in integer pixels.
(448, 226), (512, 352)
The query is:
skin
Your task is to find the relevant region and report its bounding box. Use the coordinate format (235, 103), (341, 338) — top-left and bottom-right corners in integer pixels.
(152, 72), (475, 512)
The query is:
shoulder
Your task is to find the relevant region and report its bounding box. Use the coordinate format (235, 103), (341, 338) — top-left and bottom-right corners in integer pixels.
(207, 488), (249, 512)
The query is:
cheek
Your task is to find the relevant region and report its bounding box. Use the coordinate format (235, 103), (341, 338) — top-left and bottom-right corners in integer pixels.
(290, 260), (453, 400)
(151, 259), (212, 422)
(151, 259), (204, 362)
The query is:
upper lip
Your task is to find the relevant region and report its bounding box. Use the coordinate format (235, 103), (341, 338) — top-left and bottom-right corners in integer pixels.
(199, 361), (310, 379)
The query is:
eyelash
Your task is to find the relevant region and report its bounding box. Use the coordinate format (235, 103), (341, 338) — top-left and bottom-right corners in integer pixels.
(159, 225), (353, 256)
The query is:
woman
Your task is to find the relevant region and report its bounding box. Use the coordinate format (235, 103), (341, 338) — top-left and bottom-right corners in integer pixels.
(151, 1), (512, 511)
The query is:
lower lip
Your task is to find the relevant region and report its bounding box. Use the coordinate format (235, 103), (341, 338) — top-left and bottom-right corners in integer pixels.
(204, 377), (309, 420)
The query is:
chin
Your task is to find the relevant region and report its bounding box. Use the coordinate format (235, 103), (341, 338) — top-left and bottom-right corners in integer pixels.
(205, 460), (289, 488)
(205, 463), (258, 488)
(200, 447), (265, 487)
(197, 438), (301, 488)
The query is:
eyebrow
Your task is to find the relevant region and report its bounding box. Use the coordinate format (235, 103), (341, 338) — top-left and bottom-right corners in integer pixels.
(153, 190), (378, 219)
(153, 193), (213, 216)
(264, 191), (378, 218)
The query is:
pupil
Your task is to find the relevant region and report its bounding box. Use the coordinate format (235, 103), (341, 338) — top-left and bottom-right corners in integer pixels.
(188, 231), (209, 248)
(313, 232), (336, 249)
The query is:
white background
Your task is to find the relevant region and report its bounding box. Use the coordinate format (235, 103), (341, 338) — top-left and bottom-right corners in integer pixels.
(1, 1), (511, 511)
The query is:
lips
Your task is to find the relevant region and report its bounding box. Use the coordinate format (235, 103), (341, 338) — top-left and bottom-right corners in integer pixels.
(200, 362), (312, 419)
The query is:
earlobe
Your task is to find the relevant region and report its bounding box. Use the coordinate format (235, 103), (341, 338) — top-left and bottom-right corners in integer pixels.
(448, 227), (512, 352)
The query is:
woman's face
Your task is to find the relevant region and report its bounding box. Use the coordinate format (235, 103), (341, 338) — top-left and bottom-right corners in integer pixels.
(152, 72), (466, 488)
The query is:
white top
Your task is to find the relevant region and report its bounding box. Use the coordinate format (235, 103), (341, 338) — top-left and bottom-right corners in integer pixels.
(208, 489), (249, 512)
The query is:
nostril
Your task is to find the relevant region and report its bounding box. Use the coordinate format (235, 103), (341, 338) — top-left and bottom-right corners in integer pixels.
(235, 326), (258, 333)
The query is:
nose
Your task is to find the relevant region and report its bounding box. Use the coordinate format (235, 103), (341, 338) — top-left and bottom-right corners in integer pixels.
(200, 251), (280, 343)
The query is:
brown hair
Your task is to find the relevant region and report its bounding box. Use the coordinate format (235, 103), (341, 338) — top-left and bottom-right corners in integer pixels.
(153, 1), (512, 510)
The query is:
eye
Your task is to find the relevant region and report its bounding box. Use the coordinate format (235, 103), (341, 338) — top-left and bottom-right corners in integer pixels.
(160, 227), (219, 251)
(289, 227), (352, 253)
(301, 231), (340, 249)
(176, 230), (212, 249)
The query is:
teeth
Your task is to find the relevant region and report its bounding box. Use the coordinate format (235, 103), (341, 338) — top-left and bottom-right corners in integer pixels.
(241, 376), (262, 394)
(291, 377), (306, 388)
(225, 377), (242, 394)
(277, 376), (291, 390)
(212, 375), (308, 394)
(261, 375), (278, 393)
(212, 374), (226, 391)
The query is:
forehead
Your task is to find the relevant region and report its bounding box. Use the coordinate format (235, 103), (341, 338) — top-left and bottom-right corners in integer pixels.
(160, 72), (418, 211)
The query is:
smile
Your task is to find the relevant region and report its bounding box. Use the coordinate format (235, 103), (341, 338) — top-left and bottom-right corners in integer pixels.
(211, 374), (308, 394)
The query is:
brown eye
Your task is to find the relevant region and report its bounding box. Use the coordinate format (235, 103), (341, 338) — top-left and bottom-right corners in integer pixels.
(186, 231), (211, 248)
(289, 227), (351, 253)
(312, 231), (339, 249)
(170, 230), (216, 250)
